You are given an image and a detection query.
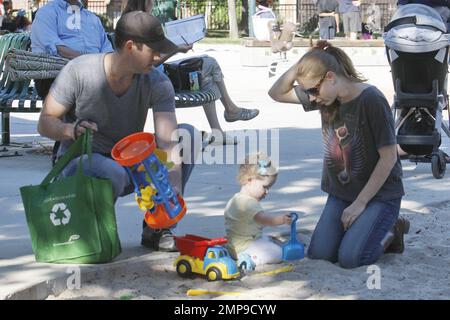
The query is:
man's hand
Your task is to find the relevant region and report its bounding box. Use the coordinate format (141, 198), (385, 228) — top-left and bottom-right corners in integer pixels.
(72, 120), (98, 140)
(341, 200), (366, 230)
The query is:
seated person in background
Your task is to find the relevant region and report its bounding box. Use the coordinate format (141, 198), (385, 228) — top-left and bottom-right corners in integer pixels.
(15, 9), (31, 31)
(268, 20), (297, 53)
(122, 0), (260, 145)
(31, 0), (115, 164)
(0, 2), (31, 32)
(31, 0), (114, 98)
(259, 0), (297, 53)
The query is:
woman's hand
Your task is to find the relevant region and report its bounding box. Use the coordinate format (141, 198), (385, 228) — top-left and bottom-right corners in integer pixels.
(341, 200), (366, 230)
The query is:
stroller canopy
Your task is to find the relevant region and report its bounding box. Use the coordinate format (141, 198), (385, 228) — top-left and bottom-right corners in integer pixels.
(383, 4), (450, 53)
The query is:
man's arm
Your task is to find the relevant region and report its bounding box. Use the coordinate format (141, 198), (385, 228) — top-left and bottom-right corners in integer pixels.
(153, 111), (183, 194)
(268, 62), (301, 104)
(319, 12), (335, 17)
(56, 46), (83, 59)
(335, 12), (340, 32)
(38, 94), (98, 141)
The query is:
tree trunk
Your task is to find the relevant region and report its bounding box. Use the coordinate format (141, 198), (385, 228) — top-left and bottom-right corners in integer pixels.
(227, 0), (239, 39)
(240, 0), (249, 35)
(205, 0), (212, 31)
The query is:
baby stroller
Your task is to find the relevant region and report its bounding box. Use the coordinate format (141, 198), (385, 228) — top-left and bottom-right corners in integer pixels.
(384, 4), (450, 179)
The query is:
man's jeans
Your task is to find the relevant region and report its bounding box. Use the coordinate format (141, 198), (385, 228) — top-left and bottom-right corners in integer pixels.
(61, 123), (201, 200)
(307, 195), (401, 269)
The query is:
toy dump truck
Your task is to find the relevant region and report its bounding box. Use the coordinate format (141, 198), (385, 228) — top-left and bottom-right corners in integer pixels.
(173, 234), (240, 281)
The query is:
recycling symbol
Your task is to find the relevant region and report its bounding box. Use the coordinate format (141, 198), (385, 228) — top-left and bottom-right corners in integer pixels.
(50, 203), (71, 226)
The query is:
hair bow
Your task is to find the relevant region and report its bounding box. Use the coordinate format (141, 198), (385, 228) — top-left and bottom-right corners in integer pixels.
(257, 159), (271, 176)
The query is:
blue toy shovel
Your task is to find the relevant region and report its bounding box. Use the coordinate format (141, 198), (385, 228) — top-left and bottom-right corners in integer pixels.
(282, 212), (305, 261)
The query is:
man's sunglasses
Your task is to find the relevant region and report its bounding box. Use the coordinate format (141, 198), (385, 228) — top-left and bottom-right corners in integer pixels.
(304, 74), (327, 97)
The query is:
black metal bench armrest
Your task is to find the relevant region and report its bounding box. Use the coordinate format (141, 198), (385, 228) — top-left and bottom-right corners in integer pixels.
(174, 88), (220, 108)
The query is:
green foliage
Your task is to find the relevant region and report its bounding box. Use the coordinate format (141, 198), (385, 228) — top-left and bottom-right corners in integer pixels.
(178, 0), (245, 31)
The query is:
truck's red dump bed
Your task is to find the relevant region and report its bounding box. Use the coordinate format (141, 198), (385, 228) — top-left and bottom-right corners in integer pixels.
(174, 234), (228, 259)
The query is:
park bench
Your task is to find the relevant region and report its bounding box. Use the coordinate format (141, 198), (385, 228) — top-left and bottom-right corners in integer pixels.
(0, 32), (219, 151)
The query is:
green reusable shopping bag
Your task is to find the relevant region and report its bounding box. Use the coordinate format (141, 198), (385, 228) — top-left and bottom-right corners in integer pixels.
(20, 130), (121, 264)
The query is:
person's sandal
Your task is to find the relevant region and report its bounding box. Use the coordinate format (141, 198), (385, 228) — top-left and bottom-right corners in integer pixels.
(224, 108), (259, 122)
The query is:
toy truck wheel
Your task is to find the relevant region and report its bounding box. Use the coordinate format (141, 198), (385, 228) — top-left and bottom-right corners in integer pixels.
(176, 260), (192, 278)
(206, 267), (222, 282)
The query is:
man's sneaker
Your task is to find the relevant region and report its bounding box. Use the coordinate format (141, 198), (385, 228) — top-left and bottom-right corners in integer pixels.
(385, 216), (410, 254)
(141, 227), (177, 252)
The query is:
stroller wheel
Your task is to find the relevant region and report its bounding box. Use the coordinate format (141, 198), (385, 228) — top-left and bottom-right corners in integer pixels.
(431, 151), (446, 179)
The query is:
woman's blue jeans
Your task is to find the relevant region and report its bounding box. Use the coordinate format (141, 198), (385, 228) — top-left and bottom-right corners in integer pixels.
(307, 194), (401, 269)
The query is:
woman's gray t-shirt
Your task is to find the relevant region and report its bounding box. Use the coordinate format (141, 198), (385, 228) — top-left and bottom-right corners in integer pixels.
(50, 53), (175, 155)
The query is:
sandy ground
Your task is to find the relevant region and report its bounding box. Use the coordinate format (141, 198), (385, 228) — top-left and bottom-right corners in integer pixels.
(3, 43), (450, 300)
(48, 201), (450, 300)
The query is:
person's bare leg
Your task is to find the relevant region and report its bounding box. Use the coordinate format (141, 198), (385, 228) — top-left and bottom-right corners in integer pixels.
(216, 80), (241, 115)
(203, 101), (224, 133)
(202, 102), (238, 145)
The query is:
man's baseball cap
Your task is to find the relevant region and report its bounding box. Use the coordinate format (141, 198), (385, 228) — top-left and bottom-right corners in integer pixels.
(115, 11), (178, 54)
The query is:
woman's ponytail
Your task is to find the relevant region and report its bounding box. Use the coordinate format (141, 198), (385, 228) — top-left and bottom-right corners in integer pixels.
(309, 40), (366, 83)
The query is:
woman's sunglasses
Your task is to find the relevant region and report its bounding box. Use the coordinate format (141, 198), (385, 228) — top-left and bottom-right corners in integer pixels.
(304, 74), (327, 97)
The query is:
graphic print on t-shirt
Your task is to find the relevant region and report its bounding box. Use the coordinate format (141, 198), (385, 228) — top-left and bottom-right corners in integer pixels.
(323, 119), (366, 185)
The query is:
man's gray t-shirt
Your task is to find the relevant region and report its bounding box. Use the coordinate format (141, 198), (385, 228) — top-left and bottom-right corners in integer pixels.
(50, 53), (175, 155)
(295, 86), (404, 202)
